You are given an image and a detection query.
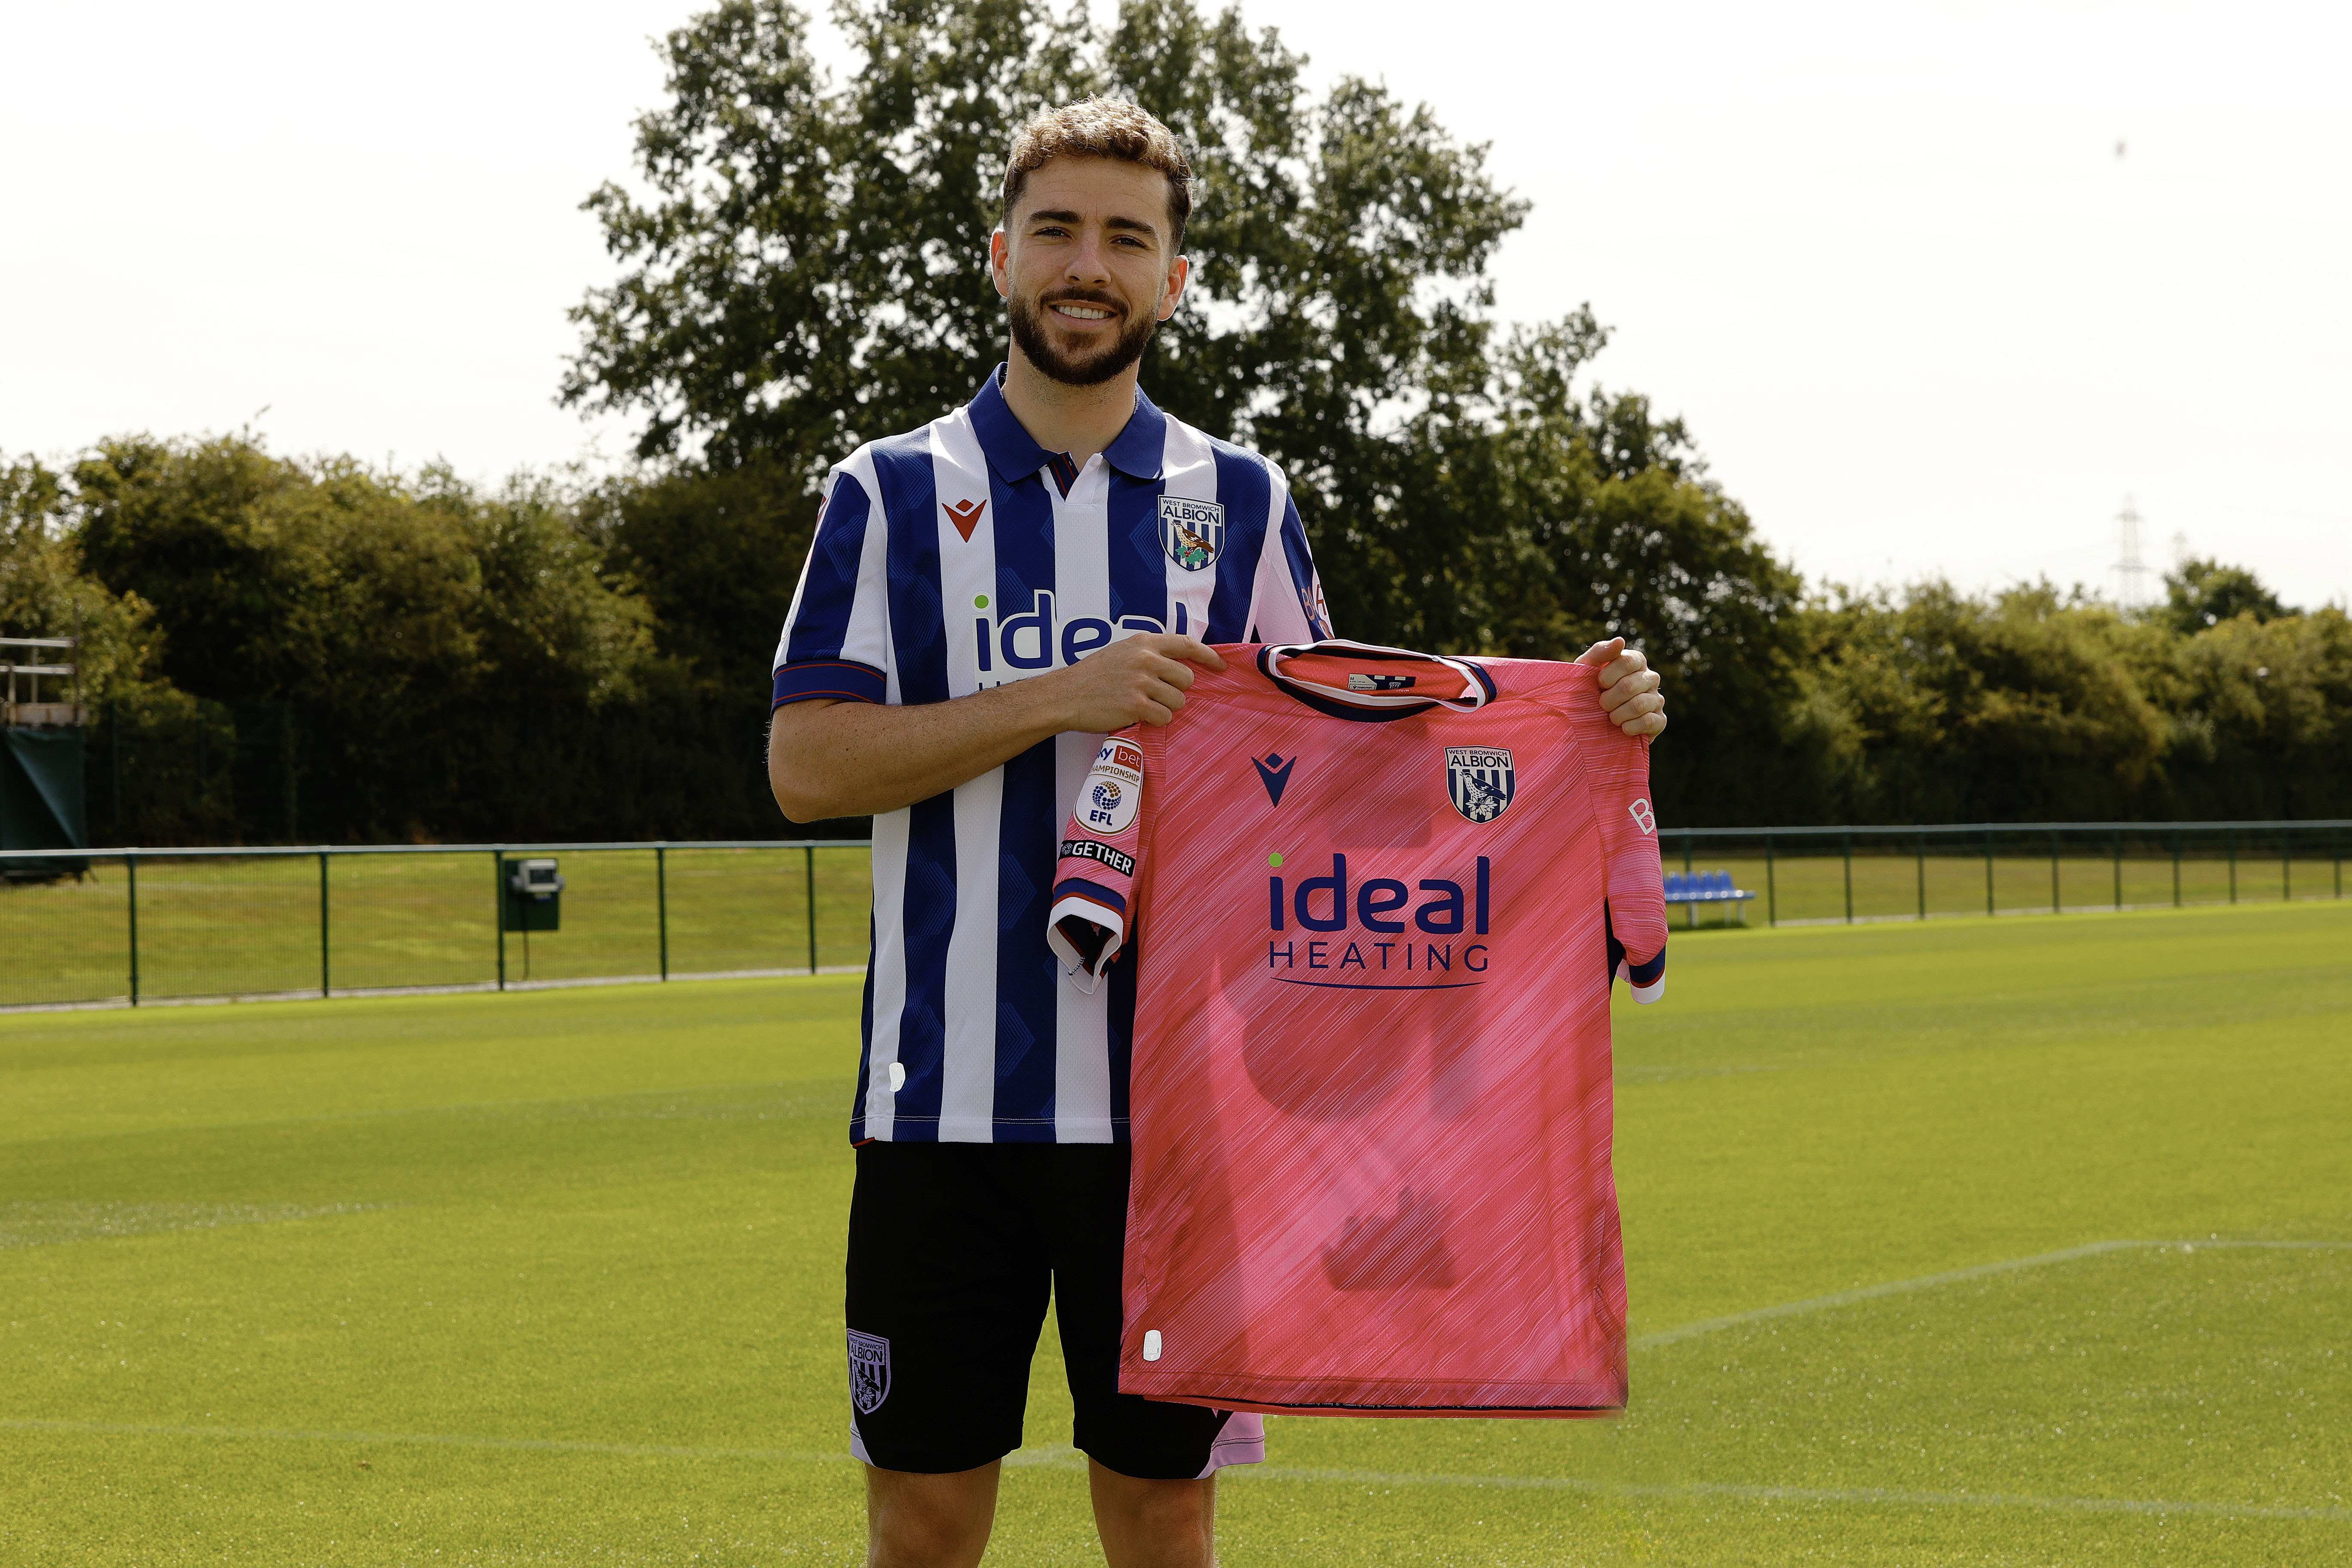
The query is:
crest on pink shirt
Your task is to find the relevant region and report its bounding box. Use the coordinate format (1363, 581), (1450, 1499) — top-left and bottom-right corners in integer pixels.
(1446, 747), (1515, 823)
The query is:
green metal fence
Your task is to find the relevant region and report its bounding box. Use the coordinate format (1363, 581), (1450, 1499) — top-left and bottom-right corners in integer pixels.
(3, 821), (2345, 1010)
(0, 841), (872, 1010)
(1658, 820), (2351, 928)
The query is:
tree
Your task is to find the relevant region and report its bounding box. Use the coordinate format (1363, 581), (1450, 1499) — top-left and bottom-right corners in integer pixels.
(1, 456), (166, 707)
(71, 435), (654, 717)
(564, 0), (1803, 832)
(2159, 603), (2352, 818)
(61, 434), (671, 841)
(580, 455), (816, 702)
(2162, 557), (2294, 635)
(563, 0), (1086, 478)
(1785, 582), (2177, 823)
(563, 0), (1537, 637)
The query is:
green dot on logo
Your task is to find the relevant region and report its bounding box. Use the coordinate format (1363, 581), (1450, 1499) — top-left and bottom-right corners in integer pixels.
(974, 594), (989, 609)
(1267, 852), (1284, 868)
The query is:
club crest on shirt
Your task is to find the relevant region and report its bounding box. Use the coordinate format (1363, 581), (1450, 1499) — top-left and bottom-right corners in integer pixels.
(1157, 496), (1225, 572)
(848, 1330), (891, 1414)
(1446, 747), (1515, 823)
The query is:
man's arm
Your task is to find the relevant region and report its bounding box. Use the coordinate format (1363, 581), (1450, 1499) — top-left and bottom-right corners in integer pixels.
(769, 634), (1226, 823)
(771, 632), (1668, 821)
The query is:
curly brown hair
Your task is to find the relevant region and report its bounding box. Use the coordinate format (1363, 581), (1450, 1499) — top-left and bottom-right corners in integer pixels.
(1000, 98), (1194, 251)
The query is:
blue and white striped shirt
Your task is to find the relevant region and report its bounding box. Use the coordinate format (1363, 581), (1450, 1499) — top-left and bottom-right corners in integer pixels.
(773, 366), (1332, 1143)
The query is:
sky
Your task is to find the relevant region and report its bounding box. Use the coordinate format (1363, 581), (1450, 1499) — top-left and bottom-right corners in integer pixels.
(6, 0), (2346, 609)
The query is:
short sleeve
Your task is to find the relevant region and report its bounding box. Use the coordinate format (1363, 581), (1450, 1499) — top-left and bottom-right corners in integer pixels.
(772, 464), (891, 708)
(1245, 484), (1333, 643)
(1046, 732), (1149, 994)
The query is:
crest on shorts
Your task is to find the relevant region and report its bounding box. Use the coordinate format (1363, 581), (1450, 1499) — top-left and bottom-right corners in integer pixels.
(1157, 496), (1225, 572)
(1446, 746), (1515, 823)
(847, 1330), (891, 1414)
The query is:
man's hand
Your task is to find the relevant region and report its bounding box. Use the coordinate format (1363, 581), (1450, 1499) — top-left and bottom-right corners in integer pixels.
(1035, 633), (1225, 732)
(1578, 637), (1667, 739)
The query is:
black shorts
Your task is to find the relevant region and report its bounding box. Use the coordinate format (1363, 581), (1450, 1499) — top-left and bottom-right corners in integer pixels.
(843, 1141), (1260, 1479)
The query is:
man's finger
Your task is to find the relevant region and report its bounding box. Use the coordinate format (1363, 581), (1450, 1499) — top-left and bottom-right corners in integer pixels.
(1598, 670), (1661, 712)
(1602, 655), (1649, 689)
(1164, 635), (1225, 671)
(1609, 689), (1665, 720)
(1128, 632), (1224, 670)
(1575, 637), (1626, 668)
(1148, 653), (1200, 690)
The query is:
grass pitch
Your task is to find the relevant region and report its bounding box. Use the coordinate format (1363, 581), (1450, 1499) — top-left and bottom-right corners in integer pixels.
(0, 846), (876, 1009)
(2, 903), (2347, 1565)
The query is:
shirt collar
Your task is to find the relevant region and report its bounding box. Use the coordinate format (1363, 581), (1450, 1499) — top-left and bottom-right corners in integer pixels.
(967, 363), (1169, 484)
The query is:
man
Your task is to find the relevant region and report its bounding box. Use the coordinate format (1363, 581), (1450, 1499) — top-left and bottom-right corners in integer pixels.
(768, 98), (1667, 1568)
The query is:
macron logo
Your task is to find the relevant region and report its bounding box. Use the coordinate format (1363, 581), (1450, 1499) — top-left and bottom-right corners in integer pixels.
(943, 498), (986, 541)
(1253, 752), (1296, 807)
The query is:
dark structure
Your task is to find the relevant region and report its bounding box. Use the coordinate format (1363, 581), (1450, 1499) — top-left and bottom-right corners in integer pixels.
(1, 636), (89, 877)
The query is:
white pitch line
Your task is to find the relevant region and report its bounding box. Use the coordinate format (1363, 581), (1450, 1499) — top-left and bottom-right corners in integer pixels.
(8, 1421), (2345, 1525)
(1634, 1239), (2352, 1350)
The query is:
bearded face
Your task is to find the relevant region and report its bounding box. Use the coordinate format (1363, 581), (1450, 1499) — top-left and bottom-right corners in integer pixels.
(1007, 284), (1161, 387)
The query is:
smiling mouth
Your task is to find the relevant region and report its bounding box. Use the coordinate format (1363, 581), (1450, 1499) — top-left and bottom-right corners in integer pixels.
(1048, 299), (1119, 323)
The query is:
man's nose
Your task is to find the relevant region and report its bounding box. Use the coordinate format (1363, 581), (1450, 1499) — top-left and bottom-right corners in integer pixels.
(1065, 230), (1112, 284)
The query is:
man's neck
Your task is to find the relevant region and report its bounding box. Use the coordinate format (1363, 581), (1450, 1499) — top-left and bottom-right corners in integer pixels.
(1000, 347), (1139, 468)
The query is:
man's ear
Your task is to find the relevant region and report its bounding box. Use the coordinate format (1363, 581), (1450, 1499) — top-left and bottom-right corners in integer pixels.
(1157, 254), (1191, 322)
(989, 227), (1011, 300)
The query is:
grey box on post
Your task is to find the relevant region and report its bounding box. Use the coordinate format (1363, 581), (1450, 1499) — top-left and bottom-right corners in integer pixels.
(502, 857), (564, 932)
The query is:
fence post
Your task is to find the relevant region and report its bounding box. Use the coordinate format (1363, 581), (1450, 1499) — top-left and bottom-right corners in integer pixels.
(2227, 827), (2237, 904)
(1683, 833), (1693, 876)
(1984, 829), (1995, 917)
(805, 845), (820, 975)
(318, 850), (331, 998)
(657, 845), (669, 981)
(2173, 827), (2182, 907)
(1842, 832), (1853, 925)
(495, 850), (507, 991)
(2282, 826), (2291, 902)
(1764, 834), (1776, 927)
(2336, 825), (2342, 900)
(2113, 827), (2122, 912)
(2049, 829), (2061, 915)
(126, 851), (140, 1006)
(1915, 831), (1926, 921)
